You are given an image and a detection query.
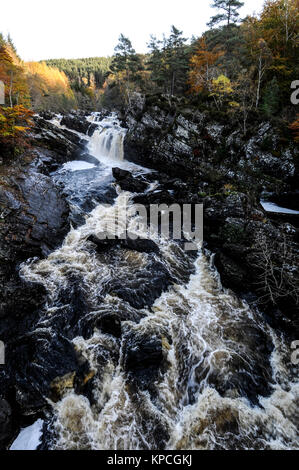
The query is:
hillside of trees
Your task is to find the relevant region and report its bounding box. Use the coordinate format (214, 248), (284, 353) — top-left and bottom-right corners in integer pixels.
(45, 57), (112, 109)
(107, 0), (298, 127)
(0, 0), (298, 154)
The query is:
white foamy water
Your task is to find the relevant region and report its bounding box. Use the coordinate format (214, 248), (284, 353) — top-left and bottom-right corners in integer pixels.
(261, 200), (299, 215)
(62, 161), (96, 172)
(19, 114), (298, 451)
(87, 113), (126, 163)
(10, 420), (44, 451)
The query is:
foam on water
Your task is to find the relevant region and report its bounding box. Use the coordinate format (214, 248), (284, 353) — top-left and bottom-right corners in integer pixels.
(10, 420), (44, 451)
(62, 161), (96, 172)
(19, 114), (298, 451)
(261, 200), (299, 215)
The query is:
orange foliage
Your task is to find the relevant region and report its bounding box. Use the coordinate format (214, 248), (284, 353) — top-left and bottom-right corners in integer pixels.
(26, 61), (72, 96)
(0, 105), (34, 153)
(0, 45), (30, 107)
(289, 115), (299, 142)
(189, 38), (224, 94)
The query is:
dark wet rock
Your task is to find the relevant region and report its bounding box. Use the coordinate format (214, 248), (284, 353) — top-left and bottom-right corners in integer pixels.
(105, 258), (171, 310)
(215, 252), (248, 291)
(123, 94), (298, 195)
(269, 191), (299, 211)
(112, 167), (132, 180)
(0, 399), (13, 448)
(73, 152), (100, 166)
(112, 167), (148, 193)
(79, 303), (143, 341)
(0, 170), (69, 257)
(0, 165), (69, 341)
(88, 234), (160, 255)
(96, 313), (122, 338)
(122, 94), (299, 334)
(124, 333), (164, 385)
(12, 332), (79, 409)
(31, 116), (85, 158)
(0, 141), (73, 440)
(61, 115), (96, 136)
(133, 190), (176, 206)
(39, 111), (55, 121)
(207, 325), (274, 407)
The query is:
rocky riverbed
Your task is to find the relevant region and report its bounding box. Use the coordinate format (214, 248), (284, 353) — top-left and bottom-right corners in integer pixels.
(0, 101), (298, 449)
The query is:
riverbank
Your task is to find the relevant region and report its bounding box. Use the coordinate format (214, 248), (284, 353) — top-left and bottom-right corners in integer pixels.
(0, 106), (298, 450)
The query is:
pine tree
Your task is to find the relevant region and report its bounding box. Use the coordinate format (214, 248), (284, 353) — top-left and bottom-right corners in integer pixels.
(166, 26), (188, 95)
(7, 33), (17, 55)
(147, 26), (188, 95)
(208, 0), (245, 28)
(111, 34), (142, 76)
(110, 35), (143, 106)
(262, 76), (280, 117)
(147, 35), (166, 90)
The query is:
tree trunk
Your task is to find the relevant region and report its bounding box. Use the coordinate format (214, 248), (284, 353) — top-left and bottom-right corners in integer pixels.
(9, 71), (13, 107)
(256, 56), (262, 109)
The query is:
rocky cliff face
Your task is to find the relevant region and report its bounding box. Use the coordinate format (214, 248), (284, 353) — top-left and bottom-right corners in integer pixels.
(124, 95), (298, 191)
(0, 106), (298, 449)
(0, 115), (86, 448)
(122, 94), (299, 334)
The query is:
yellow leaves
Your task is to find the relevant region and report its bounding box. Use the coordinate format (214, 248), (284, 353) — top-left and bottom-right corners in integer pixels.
(189, 37), (224, 94)
(210, 75), (234, 97)
(14, 126), (27, 133)
(0, 44), (30, 107)
(0, 105), (33, 142)
(229, 101), (240, 108)
(25, 61), (73, 97)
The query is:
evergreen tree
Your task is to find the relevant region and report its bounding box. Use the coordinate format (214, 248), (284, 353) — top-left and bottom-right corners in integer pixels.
(262, 77), (280, 117)
(147, 35), (166, 90)
(147, 26), (189, 95)
(165, 26), (188, 95)
(6, 33), (17, 55)
(111, 34), (142, 77)
(208, 0), (244, 28)
(110, 34), (143, 107)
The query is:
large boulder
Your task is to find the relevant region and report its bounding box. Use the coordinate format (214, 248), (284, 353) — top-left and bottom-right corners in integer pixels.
(61, 115), (97, 137)
(0, 399), (13, 448)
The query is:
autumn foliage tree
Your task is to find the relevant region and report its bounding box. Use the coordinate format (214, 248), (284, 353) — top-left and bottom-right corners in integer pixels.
(189, 37), (224, 94)
(0, 44), (30, 107)
(0, 39), (33, 155)
(0, 105), (34, 156)
(26, 61), (75, 111)
(243, 0), (299, 110)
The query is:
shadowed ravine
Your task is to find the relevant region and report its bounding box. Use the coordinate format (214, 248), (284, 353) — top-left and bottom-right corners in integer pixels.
(17, 114), (298, 450)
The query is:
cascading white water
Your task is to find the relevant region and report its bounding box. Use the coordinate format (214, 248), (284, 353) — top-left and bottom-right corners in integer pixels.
(87, 114), (126, 162)
(18, 114), (298, 451)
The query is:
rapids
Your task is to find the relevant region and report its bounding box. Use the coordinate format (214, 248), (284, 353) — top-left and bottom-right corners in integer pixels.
(18, 113), (298, 450)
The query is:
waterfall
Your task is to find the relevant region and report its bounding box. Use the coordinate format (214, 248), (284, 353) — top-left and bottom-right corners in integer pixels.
(15, 113), (299, 451)
(87, 114), (126, 162)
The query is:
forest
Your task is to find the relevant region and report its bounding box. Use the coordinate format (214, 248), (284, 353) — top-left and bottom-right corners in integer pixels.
(0, 0), (298, 154)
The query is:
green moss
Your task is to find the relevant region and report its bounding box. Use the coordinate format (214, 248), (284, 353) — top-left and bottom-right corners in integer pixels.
(220, 223), (246, 244)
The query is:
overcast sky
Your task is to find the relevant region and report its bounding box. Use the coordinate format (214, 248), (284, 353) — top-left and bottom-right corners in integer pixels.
(0, 0), (265, 61)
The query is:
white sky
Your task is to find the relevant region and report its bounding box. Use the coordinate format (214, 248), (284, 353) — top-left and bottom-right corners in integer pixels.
(0, 0), (265, 61)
